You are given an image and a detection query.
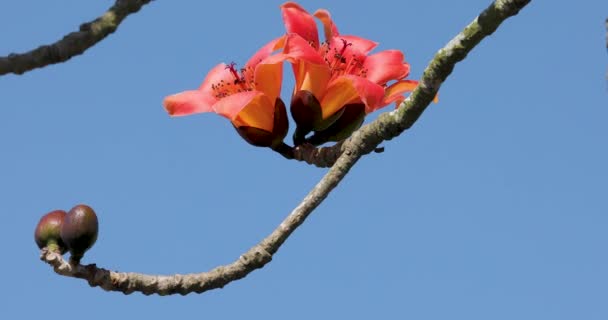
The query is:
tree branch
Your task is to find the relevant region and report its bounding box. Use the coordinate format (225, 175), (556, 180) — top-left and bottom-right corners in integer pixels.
(0, 0), (152, 76)
(291, 142), (345, 168)
(40, 0), (531, 295)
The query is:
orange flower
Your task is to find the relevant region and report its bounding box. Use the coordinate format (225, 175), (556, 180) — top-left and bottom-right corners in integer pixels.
(280, 2), (422, 145)
(163, 37), (289, 148)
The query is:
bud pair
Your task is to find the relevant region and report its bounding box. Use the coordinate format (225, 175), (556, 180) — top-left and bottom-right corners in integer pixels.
(34, 204), (98, 264)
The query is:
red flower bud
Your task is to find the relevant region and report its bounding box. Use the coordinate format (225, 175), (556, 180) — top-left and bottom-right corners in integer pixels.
(34, 210), (67, 254)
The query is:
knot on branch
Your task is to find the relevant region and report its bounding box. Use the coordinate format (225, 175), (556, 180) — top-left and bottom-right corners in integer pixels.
(240, 245), (272, 268)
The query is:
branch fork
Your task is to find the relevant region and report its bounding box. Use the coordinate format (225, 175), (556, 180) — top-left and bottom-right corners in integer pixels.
(34, 0), (531, 295)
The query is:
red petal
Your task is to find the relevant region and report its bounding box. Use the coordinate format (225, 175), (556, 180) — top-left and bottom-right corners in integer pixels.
(163, 90), (216, 117)
(313, 9), (339, 41)
(245, 36), (286, 70)
(321, 75), (385, 117)
(280, 2), (319, 48)
(283, 33), (325, 65)
(212, 91), (259, 120)
(363, 50), (410, 85)
(198, 63), (234, 95)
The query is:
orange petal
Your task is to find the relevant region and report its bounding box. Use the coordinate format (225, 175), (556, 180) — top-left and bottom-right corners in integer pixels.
(320, 75), (384, 118)
(254, 54), (285, 105)
(384, 80), (439, 106)
(313, 9), (339, 41)
(280, 2), (319, 48)
(298, 62), (331, 100)
(163, 90), (216, 117)
(232, 94), (275, 132)
(383, 80), (418, 106)
(363, 50), (410, 85)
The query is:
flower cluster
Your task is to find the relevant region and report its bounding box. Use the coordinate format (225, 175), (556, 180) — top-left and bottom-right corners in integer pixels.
(163, 2), (424, 151)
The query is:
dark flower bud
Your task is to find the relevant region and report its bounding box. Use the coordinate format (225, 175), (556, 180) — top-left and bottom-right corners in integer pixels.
(306, 103), (366, 146)
(290, 90), (349, 145)
(290, 90), (321, 129)
(34, 210), (67, 254)
(290, 90), (321, 145)
(60, 204), (98, 264)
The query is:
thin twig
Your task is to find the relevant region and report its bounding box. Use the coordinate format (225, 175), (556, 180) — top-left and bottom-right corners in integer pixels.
(40, 0), (531, 295)
(0, 0), (152, 76)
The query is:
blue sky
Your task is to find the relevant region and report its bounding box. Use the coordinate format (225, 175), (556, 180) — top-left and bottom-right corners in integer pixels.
(1, 1), (607, 319)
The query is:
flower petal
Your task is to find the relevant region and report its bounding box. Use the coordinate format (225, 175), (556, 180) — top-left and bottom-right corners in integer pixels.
(280, 2), (319, 48)
(363, 50), (410, 85)
(320, 75), (385, 118)
(383, 80), (418, 106)
(312, 10), (376, 54)
(383, 80), (439, 106)
(163, 90), (216, 117)
(282, 34), (331, 98)
(297, 61), (331, 100)
(212, 91), (258, 120)
(197, 63), (235, 95)
(212, 91), (275, 132)
(313, 9), (339, 41)
(245, 36), (286, 70)
(254, 55), (284, 105)
(283, 33), (325, 65)
(233, 94), (276, 132)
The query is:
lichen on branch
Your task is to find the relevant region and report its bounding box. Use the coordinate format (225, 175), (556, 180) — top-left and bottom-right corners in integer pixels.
(0, 0), (152, 76)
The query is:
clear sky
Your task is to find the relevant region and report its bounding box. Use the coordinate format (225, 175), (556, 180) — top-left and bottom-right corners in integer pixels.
(1, 1), (607, 319)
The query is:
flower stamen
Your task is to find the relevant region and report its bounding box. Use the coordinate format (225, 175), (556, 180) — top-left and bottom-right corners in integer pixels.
(209, 62), (256, 99)
(337, 38), (352, 59)
(226, 62), (240, 80)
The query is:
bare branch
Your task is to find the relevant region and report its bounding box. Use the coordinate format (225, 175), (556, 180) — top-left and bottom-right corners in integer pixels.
(0, 0), (152, 76)
(40, 0), (531, 295)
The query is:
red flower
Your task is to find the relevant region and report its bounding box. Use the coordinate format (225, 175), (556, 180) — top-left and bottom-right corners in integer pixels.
(163, 37), (289, 148)
(164, 2), (434, 151)
(280, 2), (423, 144)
